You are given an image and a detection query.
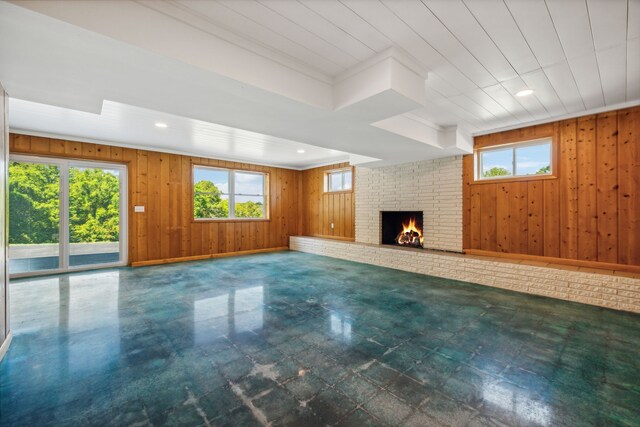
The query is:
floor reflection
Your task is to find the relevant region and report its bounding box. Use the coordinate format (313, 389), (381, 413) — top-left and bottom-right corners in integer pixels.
(330, 312), (352, 342)
(2, 252), (639, 426)
(483, 382), (551, 426)
(193, 286), (264, 344)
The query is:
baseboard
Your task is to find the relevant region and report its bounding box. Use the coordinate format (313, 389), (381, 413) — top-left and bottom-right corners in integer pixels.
(131, 247), (289, 267)
(463, 249), (640, 275)
(303, 234), (355, 242)
(0, 331), (12, 363)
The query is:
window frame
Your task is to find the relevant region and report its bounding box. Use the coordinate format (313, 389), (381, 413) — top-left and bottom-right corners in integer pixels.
(192, 164), (269, 222)
(324, 167), (353, 194)
(474, 137), (556, 183)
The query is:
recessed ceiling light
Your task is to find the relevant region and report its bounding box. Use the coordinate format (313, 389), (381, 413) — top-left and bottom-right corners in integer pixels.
(155, 122), (168, 128)
(515, 89), (534, 97)
(297, 149), (305, 154)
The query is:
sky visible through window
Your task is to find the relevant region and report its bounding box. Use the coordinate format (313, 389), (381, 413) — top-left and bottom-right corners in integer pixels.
(194, 168), (229, 193)
(481, 141), (551, 178)
(194, 169), (264, 195)
(516, 144), (551, 175)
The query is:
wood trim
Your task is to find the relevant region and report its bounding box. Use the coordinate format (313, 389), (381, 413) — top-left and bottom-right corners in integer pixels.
(303, 234), (355, 242)
(463, 249), (640, 275)
(470, 174), (558, 185)
(472, 135), (558, 184)
(131, 246), (289, 267)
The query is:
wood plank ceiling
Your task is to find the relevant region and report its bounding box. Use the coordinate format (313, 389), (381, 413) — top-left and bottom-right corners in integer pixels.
(146, 0), (640, 133)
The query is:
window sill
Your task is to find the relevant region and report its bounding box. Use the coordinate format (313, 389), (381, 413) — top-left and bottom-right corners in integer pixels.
(323, 190), (353, 194)
(472, 174), (557, 185)
(193, 218), (270, 223)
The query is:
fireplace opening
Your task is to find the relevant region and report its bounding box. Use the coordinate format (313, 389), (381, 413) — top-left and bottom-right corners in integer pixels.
(380, 211), (424, 248)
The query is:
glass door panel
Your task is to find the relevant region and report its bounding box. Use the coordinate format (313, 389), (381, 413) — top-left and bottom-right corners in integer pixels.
(8, 161), (61, 275)
(68, 165), (123, 267)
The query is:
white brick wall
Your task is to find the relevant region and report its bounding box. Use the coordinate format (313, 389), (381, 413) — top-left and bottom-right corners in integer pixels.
(290, 236), (640, 314)
(355, 156), (463, 252)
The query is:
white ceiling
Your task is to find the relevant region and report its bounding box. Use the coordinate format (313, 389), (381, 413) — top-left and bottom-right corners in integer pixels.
(1, 0), (639, 169)
(9, 99), (351, 170)
(152, 0), (639, 130)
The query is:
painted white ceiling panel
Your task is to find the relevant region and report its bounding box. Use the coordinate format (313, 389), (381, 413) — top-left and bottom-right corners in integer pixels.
(382, 0), (497, 88)
(596, 44), (629, 105)
(627, 38), (640, 101)
(629, 0), (640, 40)
(543, 61), (586, 113)
(521, 69), (568, 117)
(299, 0), (392, 52)
(483, 84), (535, 123)
(463, 0), (540, 74)
(505, 0), (565, 68)
(567, 52), (605, 110)
(341, 0), (477, 93)
(425, 72), (462, 98)
(500, 77), (550, 121)
(423, 0), (518, 83)
(217, 0), (357, 69)
(449, 94), (505, 125)
(177, 0), (344, 76)
(258, 0), (374, 61)
(587, 0), (628, 51)
(546, 0), (595, 60)
(465, 88), (517, 122)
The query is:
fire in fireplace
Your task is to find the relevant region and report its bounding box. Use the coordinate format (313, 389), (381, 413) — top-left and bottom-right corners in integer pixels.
(380, 211), (424, 248)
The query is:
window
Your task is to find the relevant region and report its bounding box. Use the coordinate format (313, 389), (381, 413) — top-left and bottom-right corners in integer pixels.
(325, 168), (352, 192)
(193, 166), (267, 220)
(477, 138), (553, 180)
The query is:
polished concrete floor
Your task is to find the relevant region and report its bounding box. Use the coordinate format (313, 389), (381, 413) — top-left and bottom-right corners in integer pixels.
(1, 251), (639, 426)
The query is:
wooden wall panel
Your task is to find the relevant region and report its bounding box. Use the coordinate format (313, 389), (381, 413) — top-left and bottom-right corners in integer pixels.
(596, 112), (618, 263)
(576, 116), (597, 261)
(300, 163), (355, 240)
(559, 119), (578, 259)
(618, 108), (640, 266)
(9, 134), (300, 265)
(463, 105), (640, 268)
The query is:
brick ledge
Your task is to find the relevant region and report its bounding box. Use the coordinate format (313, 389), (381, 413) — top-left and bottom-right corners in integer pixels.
(290, 236), (640, 313)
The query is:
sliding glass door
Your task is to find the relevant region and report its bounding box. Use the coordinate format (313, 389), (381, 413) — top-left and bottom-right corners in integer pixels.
(9, 156), (127, 276)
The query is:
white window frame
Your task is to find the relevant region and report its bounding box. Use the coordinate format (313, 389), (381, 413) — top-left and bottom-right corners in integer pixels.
(324, 168), (353, 193)
(193, 165), (268, 220)
(9, 154), (128, 278)
(476, 137), (553, 181)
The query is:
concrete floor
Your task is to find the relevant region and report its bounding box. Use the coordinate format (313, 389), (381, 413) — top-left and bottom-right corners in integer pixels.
(1, 251), (639, 426)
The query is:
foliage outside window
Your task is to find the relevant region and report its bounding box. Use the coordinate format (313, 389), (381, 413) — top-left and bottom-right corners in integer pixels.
(9, 162), (120, 244)
(194, 166), (267, 220)
(325, 169), (352, 192)
(477, 138), (552, 180)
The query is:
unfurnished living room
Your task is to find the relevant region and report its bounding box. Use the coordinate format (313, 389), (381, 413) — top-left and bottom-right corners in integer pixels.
(0, 0), (639, 426)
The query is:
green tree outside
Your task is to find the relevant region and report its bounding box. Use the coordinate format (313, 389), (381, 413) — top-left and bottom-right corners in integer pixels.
(194, 180), (228, 218)
(9, 162), (120, 245)
(535, 165), (551, 174)
(482, 166), (511, 178)
(194, 180), (264, 219)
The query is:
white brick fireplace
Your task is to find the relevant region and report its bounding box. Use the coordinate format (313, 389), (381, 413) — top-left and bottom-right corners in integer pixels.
(355, 156), (463, 252)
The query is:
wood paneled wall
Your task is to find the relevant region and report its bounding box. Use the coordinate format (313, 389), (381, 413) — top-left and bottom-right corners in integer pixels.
(300, 163), (355, 240)
(9, 134), (302, 264)
(463, 105), (640, 267)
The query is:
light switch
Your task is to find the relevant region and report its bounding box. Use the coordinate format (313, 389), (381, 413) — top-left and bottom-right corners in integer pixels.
(330, 223), (334, 229)
(134, 205), (145, 213)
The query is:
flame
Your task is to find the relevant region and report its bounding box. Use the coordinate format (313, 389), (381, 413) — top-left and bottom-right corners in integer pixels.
(400, 217), (423, 245)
